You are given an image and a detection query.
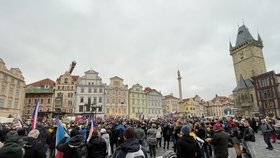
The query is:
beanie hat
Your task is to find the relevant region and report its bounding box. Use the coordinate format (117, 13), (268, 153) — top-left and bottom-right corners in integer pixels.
(162, 150), (177, 158)
(28, 129), (40, 139)
(70, 129), (81, 137)
(213, 123), (223, 132)
(181, 125), (190, 135)
(0, 142), (23, 158)
(100, 128), (106, 134)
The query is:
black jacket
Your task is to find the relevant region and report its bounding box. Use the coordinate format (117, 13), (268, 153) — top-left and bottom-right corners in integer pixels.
(23, 137), (46, 158)
(177, 135), (202, 158)
(112, 138), (148, 158)
(210, 131), (230, 158)
(87, 136), (107, 158)
(56, 135), (87, 158)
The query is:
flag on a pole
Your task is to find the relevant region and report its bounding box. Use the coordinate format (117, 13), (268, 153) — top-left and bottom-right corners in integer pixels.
(31, 101), (40, 129)
(55, 122), (69, 158)
(87, 118), (95, 142)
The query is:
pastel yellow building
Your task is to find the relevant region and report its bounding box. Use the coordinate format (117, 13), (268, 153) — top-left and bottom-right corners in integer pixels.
(128, 83), (146, 119)
(105, 76), (128, 117)
(178, 97), (196, 117)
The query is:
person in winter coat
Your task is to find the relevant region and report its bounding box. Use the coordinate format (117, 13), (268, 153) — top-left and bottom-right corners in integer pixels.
(56, 129), (87, 158)
(242, 120), (256, 157)
(173, 121), (183, 152)
(4, 129), (19, 143)
(0, 140), (24, 158)
(47, 126), (56, 158)
(229, 121), (242, 158)
(147, 124), (157, 158)
(101, 128), (112, 157)
(116, 123), (125, 147)
(176, 125), (202, 158)
(135, 124), (146, 146)
(209, 123), (230, 158)
(87, 129), (107, 158)
(24, 129), (46, 158)
(113, 127), (148, 158)
(156, 125), (162, 148)
(163, 124), (171, 149)
(259, 119), (273, 150)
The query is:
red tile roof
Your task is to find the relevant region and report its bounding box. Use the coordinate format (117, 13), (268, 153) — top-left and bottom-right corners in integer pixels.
(71, 75), (79, 81)
(28, 78), (55, 87)
(144, 87), (152, 93)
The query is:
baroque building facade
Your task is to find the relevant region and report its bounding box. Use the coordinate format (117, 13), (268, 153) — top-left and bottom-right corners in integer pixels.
(24, 78), (55, 115)
(207, 95), (234, 117)
(75, 70), (106, 117)
(144, 87), (163, 118)
(162, 94), (179, 116)
(252, 71), (280, 117)
(54, 72), (79, 113)
(193, 95), (207, 117)
(230, 25), (267, 116)
(178, 97), (196, 117)
(105, 76), (128, 117)
(128, 83), (146, 119)
(0, 58), (25, 117)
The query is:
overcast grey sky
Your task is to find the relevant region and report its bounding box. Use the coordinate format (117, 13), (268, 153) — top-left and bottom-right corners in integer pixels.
(1, 0), (279, 100)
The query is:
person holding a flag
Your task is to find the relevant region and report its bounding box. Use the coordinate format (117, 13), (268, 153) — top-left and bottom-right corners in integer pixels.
(87, 129), (107, 158)
(56, 129), (87, 158)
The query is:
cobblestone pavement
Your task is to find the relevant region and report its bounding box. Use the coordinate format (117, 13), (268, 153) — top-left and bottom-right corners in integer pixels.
(153, 133), (280, 158)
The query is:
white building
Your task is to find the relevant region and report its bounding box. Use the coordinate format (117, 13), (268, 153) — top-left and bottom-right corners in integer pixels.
(75, 70), (106, 117)
(145, 87), (163, 118)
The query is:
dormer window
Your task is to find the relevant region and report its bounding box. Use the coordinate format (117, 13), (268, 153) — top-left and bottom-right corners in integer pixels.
(238, 30), (243, 35)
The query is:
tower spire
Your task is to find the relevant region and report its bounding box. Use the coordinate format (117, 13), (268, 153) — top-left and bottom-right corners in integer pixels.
(177, 70), (183, 100)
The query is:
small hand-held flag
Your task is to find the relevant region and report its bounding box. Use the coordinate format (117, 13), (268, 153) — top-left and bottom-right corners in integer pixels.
(87, 118), (95, 142)
(31, 101), (40, 129)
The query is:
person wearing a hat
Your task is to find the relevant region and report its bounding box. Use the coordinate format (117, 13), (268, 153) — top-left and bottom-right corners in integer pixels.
(0, 140), (24, 158)
(100, 128), (112, 157)
(23, 129), (46, 158)
(176, 125), (202, 158)
(210, 123), (230, 158)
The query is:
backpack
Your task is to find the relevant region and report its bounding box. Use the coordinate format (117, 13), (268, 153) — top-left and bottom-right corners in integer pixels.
(125, 145), (146, 158)
(75, 141), (88, 158)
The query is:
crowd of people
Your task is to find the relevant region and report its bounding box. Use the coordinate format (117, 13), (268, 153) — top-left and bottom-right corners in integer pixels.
(0, 115), (279, 158)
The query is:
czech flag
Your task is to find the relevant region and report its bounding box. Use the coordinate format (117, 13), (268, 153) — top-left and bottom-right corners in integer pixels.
(31, 101), (40, 129)
(166, 111), (177, 118)
(87, 118), (95, 142)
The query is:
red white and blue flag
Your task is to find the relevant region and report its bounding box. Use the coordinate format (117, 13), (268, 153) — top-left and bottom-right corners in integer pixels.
(166, 111), (177, 118)
(87, 118), (95, 142)
(31, 101), (40, 129)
